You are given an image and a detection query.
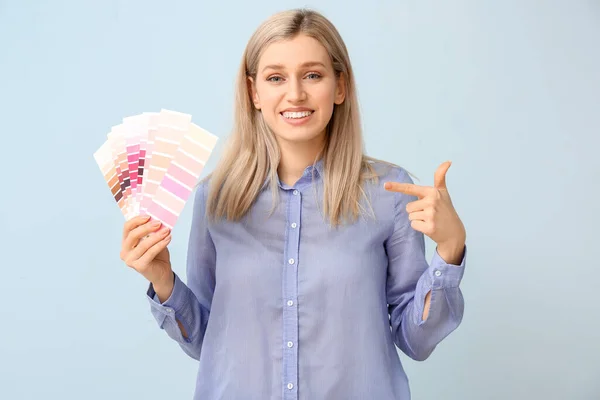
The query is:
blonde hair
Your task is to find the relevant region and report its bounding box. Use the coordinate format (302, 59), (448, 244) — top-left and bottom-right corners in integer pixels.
(206, 8), (394, 226)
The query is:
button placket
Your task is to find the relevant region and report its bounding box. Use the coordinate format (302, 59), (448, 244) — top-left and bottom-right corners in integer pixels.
(282, 188), (301, 399)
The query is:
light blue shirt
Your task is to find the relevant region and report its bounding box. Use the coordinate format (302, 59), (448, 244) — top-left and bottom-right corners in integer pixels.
(147, 160), (466, 400)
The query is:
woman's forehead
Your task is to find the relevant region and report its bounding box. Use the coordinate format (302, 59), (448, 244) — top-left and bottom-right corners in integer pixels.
(258, 35), (331, 71)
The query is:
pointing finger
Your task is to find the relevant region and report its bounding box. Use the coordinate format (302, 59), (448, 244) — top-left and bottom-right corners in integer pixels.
(384, 182), (431, 199)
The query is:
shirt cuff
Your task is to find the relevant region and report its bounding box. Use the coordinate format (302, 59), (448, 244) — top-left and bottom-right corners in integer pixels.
(146, 272), (187, 316)
(428, 244), (467, 289)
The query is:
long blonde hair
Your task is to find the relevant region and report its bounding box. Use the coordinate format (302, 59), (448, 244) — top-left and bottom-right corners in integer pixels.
(206, 8), (393, 226)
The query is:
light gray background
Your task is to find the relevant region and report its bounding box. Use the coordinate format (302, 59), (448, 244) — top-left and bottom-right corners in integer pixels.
(1, 0), (598, 399)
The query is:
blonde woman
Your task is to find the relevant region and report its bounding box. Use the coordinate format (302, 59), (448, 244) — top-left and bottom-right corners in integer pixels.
(120, 8), (467, 400)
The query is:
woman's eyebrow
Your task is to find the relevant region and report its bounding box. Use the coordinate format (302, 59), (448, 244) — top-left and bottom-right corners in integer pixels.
(261, 61), (327, 73)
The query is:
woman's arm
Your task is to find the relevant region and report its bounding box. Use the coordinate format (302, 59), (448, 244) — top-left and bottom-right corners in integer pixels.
(146, 181), (216, 360)
(385, 168), (466, 361)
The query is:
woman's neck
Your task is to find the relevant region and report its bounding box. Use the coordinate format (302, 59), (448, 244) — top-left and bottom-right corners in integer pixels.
(277, 137), (324, 187)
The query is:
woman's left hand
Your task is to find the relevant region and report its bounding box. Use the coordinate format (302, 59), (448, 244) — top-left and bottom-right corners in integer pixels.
(384, 161), (466, 263)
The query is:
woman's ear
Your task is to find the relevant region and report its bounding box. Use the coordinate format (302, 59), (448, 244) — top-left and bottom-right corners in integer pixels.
(334, 72), (346, 105)
(247, 76), (261, 110)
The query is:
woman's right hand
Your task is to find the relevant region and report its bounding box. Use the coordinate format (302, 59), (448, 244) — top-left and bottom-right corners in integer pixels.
(120, 215), (173, 296)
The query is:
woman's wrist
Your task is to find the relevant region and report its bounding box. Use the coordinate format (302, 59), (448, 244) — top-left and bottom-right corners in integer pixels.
(152, 272), (175, 303)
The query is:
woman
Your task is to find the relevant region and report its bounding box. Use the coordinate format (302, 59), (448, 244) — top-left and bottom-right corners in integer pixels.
(120, 8), (467, 400)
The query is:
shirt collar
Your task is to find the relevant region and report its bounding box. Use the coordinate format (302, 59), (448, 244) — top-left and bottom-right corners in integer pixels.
(261, 158), (324, 190)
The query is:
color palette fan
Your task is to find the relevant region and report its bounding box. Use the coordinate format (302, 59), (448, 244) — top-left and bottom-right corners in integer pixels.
(93, 109), (218, 230)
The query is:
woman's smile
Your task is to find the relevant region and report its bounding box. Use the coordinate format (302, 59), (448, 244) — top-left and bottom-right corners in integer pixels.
(280, 109), (315, 126)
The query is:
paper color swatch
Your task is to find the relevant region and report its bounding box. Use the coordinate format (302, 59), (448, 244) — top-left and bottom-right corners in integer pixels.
(93, 109), (218, 229)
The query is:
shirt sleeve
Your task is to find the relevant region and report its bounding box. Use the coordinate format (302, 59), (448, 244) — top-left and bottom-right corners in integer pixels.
(385, 167), (466, 361)
(146, 180), (216, 360)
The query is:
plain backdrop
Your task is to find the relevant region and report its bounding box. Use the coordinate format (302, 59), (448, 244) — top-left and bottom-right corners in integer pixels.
(1, 0), (599, 399)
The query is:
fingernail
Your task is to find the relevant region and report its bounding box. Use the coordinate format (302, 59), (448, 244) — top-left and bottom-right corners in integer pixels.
(152, 221), (161, 227)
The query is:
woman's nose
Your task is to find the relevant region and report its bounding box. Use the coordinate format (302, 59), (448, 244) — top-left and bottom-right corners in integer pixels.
(286, 78), (306, 102)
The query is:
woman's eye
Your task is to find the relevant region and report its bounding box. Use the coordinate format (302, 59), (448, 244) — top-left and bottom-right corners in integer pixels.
(266, 73), (321, 82)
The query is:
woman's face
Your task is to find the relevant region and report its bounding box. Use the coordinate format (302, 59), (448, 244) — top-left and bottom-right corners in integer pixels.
(249, 34), (345, 148)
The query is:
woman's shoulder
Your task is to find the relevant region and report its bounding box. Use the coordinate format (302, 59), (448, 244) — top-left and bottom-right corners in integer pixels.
(363, 157), (416, 185)
(191, 174), (213, 208)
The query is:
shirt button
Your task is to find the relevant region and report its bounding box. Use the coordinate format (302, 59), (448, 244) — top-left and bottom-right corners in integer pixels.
(293, 190), (299, 195)
(434, 270), (442, 277)
(291, 222), (297, 228)
(166, 309), (173, 313)
(287, 300), (294, 306)
(287, 341), (294, 348)
(287, 383), (294, 390)
(288, 258), (295, 265)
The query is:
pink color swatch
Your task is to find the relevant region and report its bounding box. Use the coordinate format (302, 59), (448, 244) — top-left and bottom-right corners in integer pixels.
(94, 109), (219, 230)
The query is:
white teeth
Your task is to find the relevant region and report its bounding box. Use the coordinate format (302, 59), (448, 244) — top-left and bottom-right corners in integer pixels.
(282, 111), (313, 119)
